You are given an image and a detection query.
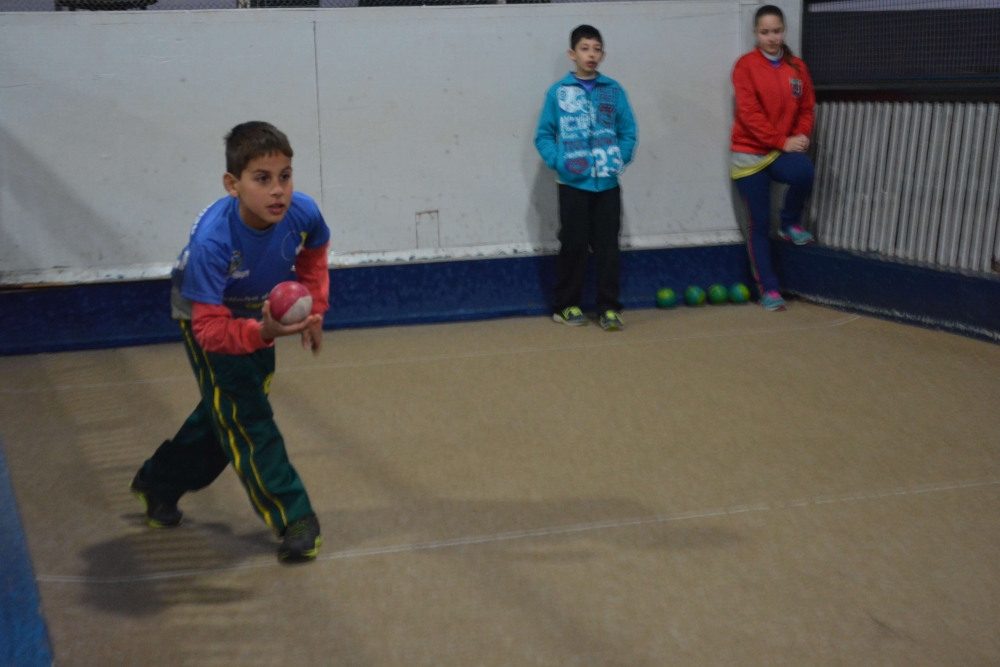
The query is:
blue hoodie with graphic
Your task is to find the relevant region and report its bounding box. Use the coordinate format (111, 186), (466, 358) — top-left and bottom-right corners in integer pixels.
(534, 72), (638, 193)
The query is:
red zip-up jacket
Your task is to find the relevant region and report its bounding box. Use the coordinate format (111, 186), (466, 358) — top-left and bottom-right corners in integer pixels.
(730, 49), (816, 154)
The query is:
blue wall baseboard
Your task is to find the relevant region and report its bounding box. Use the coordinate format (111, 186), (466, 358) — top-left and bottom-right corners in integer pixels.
(775, 243), (1000, 344)
(1, 242), (998, 358)
(0, 245), (752, 356)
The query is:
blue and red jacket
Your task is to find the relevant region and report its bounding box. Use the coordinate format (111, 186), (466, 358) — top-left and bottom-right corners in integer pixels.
(171, 192), (330, 355)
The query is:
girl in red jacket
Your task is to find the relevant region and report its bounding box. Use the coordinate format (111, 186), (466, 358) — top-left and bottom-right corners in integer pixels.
(731, 5), (816, 311)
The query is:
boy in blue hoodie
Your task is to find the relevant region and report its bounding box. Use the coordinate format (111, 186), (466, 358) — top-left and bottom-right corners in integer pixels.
(535, 24), (638, 331)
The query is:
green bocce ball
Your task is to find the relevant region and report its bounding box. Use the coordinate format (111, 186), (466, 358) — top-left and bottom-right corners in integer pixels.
(656, 288), (678, 309)
(729, 283), (751, 304)
(684, 285), (706, 306)
(708, 284), (728, 304)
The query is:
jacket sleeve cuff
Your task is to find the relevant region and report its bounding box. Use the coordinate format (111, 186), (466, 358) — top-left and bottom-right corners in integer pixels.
(192, 302), (273, 355)
(294, 243), (330, 316)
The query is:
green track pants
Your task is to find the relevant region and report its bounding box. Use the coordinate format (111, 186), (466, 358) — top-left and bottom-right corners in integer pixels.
(141, 321), (313, 535)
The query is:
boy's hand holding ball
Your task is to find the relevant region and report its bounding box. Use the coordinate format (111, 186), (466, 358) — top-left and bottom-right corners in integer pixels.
(260, 281), (323, 354)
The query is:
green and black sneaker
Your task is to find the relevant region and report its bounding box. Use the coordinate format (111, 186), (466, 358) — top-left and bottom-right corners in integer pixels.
(552, 306), (588, 326)
(278, 515), (322, 563)
(129, 470), (182, 528)
(599, 310), (624, 331)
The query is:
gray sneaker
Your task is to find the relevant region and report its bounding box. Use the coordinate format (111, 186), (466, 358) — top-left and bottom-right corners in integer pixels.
(552, 306), (588, 326)
(278, 515), (322, 562)
(599, 310), (624, 331)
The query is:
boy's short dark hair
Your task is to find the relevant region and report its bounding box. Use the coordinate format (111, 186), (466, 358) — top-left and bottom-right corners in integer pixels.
(570, 24), (602, 50)
(224, 121), (294, 177)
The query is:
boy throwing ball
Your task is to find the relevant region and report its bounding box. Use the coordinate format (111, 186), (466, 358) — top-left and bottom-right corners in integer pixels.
(130, 121), (329, 562)
(535, 24), (638, 331)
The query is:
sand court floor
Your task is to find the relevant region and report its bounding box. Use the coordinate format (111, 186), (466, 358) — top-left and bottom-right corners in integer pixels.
(1, 302), (998, 666)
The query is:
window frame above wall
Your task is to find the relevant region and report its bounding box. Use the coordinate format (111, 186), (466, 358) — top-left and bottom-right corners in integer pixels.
(801, 0), (1000, 101)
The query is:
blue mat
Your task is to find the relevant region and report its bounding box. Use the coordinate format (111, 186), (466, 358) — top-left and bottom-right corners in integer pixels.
(0, 432), (54, 667)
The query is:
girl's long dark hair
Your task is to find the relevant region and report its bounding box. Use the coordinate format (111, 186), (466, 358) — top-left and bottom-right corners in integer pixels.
(754, 5), (799, 71)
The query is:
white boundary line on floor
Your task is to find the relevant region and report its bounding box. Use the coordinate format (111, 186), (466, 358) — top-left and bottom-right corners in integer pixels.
(1, 313), (860, 395)
(35, 476), (999, 585)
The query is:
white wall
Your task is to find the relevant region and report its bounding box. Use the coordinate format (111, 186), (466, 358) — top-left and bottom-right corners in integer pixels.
(0, 1), (796, 284)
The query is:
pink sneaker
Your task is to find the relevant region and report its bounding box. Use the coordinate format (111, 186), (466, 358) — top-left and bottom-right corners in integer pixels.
(779, 225), (815, 246)
(760, 290), (787, 311)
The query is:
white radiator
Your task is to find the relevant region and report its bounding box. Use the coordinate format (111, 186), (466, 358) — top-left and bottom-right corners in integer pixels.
(808, 101), (1000, 273)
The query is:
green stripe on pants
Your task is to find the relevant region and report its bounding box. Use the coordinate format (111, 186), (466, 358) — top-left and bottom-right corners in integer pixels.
(143, 322), (313, 535)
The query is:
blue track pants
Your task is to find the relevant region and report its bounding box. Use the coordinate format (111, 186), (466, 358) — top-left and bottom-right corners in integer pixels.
(733, 152), (814, 294)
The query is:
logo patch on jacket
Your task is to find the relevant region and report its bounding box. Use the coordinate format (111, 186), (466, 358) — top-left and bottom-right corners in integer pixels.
(227, 251), (249, 279)
(557, 86), (589, 113)
(790, 78), (802, 98)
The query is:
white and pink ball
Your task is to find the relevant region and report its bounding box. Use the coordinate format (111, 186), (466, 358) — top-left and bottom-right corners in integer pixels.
(268, 281), (313, 325)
